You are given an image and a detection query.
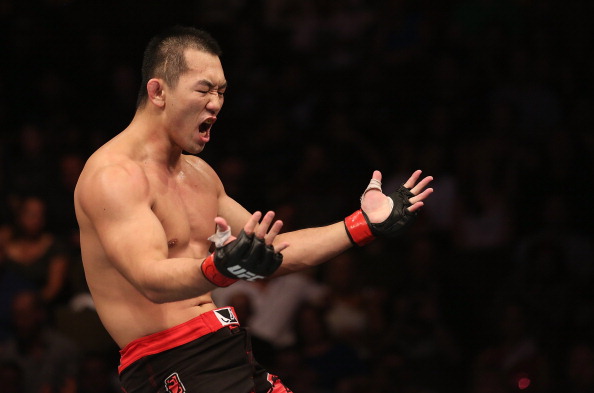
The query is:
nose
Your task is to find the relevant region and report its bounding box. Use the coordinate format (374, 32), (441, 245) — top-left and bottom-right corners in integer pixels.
(206, 92), (223, 113)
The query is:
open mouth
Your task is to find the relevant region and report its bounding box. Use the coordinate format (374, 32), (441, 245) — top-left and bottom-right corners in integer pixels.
(199, 117), (216, 133)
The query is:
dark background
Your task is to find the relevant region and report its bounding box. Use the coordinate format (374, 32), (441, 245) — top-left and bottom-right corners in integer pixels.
(1, 1), (593, 392)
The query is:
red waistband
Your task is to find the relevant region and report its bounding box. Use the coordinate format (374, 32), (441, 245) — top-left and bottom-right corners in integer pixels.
(118, 307), (239, 374)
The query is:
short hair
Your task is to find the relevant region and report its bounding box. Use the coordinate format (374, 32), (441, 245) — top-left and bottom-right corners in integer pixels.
(136, 26), (222, 108)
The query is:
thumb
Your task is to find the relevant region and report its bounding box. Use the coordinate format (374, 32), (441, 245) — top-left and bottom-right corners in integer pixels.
(361, 170), (384, 204)
(371, 170), (382, 182)
(209, 217), (233, 247)
(214, 216), (229, 232)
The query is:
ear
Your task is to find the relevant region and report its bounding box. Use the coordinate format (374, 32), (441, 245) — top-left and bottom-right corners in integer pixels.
(147, 78), (166, 107)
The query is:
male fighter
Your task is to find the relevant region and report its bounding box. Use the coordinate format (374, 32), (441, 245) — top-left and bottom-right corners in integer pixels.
(74, 26), (433, 393)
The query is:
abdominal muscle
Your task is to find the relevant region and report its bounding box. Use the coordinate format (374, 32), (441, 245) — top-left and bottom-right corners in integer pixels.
(92, 279), (219, 349)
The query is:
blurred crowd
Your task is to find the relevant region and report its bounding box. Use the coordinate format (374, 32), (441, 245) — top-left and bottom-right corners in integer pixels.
(1, 0), (593, 392)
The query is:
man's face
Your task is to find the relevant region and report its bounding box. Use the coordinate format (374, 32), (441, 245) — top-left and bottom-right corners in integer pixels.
(164, 49), (227, 155)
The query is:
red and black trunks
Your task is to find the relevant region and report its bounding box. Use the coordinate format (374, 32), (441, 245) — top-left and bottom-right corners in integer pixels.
(118, 307), (291, 393)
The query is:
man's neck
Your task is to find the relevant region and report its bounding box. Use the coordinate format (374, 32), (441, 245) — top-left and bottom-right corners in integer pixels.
(125, 111), (184, 171)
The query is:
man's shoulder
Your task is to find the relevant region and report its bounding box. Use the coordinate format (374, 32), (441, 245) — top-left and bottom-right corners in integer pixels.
(182, 153), (210, 171)
(76, 149), (149, 210)
(182, 154), (221, 183)
(81, 143), (145, 183)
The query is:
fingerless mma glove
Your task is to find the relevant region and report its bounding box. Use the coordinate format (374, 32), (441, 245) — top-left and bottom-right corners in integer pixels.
(201, 230), (283, 287)
(345, 185), (417, 246)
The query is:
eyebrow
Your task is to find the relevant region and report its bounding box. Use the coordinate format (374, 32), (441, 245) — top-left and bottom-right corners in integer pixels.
(196, 79), (227, 90)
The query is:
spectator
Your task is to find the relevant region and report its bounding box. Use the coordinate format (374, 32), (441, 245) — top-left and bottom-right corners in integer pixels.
(4, 123), (54, 197)
(0, 290), (79, 393)
(76, 353), (120, 393)
(0, 240), (34, 340)
(0, 196), (71, 306)
(212, 271), (327, 351)
(322, 250), (372, 351)
(46, 153), (85, 241)
(1, 1), (593, 392)
(294, 303), (366, 392)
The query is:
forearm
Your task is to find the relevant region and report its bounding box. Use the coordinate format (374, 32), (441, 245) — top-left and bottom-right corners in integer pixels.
(135, 256), (216, 303)
(272, 221), (353, 275)
(202, 170), (433, 285)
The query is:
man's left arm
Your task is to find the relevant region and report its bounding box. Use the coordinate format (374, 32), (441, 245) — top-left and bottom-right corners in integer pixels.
(273, 170), (433, 274)
(216, 169), (433, 278)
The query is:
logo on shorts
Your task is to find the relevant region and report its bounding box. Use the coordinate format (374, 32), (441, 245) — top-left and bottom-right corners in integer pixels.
(214, 307), (238, 326)
(165, 372), (186, 393)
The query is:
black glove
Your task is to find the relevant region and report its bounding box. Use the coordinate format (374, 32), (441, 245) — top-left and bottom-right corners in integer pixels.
(345, 184), (417, 246)
(368, 185), (417, 237)
(201, 230), (283, 287)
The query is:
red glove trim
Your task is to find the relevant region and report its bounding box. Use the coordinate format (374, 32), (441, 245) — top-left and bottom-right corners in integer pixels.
(344, 210), (376, 246)
(201, 254), (238, 287)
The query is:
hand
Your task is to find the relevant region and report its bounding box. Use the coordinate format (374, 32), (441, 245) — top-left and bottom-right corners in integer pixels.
(241, 211), (290, 253)
(201, 211), (288, 287)
(211, 212), (289, 251)
(344, 169), (434, 246)
(362, 170), (433, 223)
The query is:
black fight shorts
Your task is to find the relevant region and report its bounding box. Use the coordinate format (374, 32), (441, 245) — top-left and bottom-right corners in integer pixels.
(119, 307), (291, 393)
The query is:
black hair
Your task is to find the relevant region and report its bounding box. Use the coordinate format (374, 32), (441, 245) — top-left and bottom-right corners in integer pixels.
(136, 26), (222, 108)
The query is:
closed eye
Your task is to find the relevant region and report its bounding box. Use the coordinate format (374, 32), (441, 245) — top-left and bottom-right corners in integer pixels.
(196, 90), (225, 97)
(194, 79), (227, 96)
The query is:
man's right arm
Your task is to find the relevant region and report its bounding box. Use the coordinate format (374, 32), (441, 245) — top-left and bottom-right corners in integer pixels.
(77, 163), (218, 303)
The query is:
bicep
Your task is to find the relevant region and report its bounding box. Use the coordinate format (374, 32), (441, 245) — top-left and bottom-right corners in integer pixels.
(79, 166), (169, 287)
(97, 201), (169, 280)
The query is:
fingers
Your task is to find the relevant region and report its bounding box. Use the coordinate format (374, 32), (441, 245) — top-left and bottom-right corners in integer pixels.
(274, 241), (290, 253)
(410, 175), (434, 195)
(403, 170), (433, 195)
(407, 201), (425, 213)
(402, 169), (434, 211)
(244, 211), (289, 252)
(403, 170), (422, 189)
(243, 211), (263, 235)
(409, 187), (434, 205)
(256, 211), (281, 241)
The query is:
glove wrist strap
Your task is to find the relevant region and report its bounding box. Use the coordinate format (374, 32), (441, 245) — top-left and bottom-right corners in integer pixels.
(344, 210), (375, 246)
(201, 254), (238, 287)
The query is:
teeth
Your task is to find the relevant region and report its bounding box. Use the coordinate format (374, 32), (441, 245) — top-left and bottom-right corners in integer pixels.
(204, 118), (214, 125)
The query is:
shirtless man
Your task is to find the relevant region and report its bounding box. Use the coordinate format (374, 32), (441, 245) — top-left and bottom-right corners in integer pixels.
(74, 26), (433, 393)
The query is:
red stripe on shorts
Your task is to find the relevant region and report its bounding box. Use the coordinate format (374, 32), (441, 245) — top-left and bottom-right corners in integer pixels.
(118, 307), (239, 374)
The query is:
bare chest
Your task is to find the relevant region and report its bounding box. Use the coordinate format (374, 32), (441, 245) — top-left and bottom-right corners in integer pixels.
(149, 169), (218, 258)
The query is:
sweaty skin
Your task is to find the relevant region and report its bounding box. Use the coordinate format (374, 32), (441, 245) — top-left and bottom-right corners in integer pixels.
(74, 49), (433, 349)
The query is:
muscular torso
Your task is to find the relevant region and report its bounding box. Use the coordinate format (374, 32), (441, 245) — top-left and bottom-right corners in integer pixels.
(74, 134), (227, 348)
